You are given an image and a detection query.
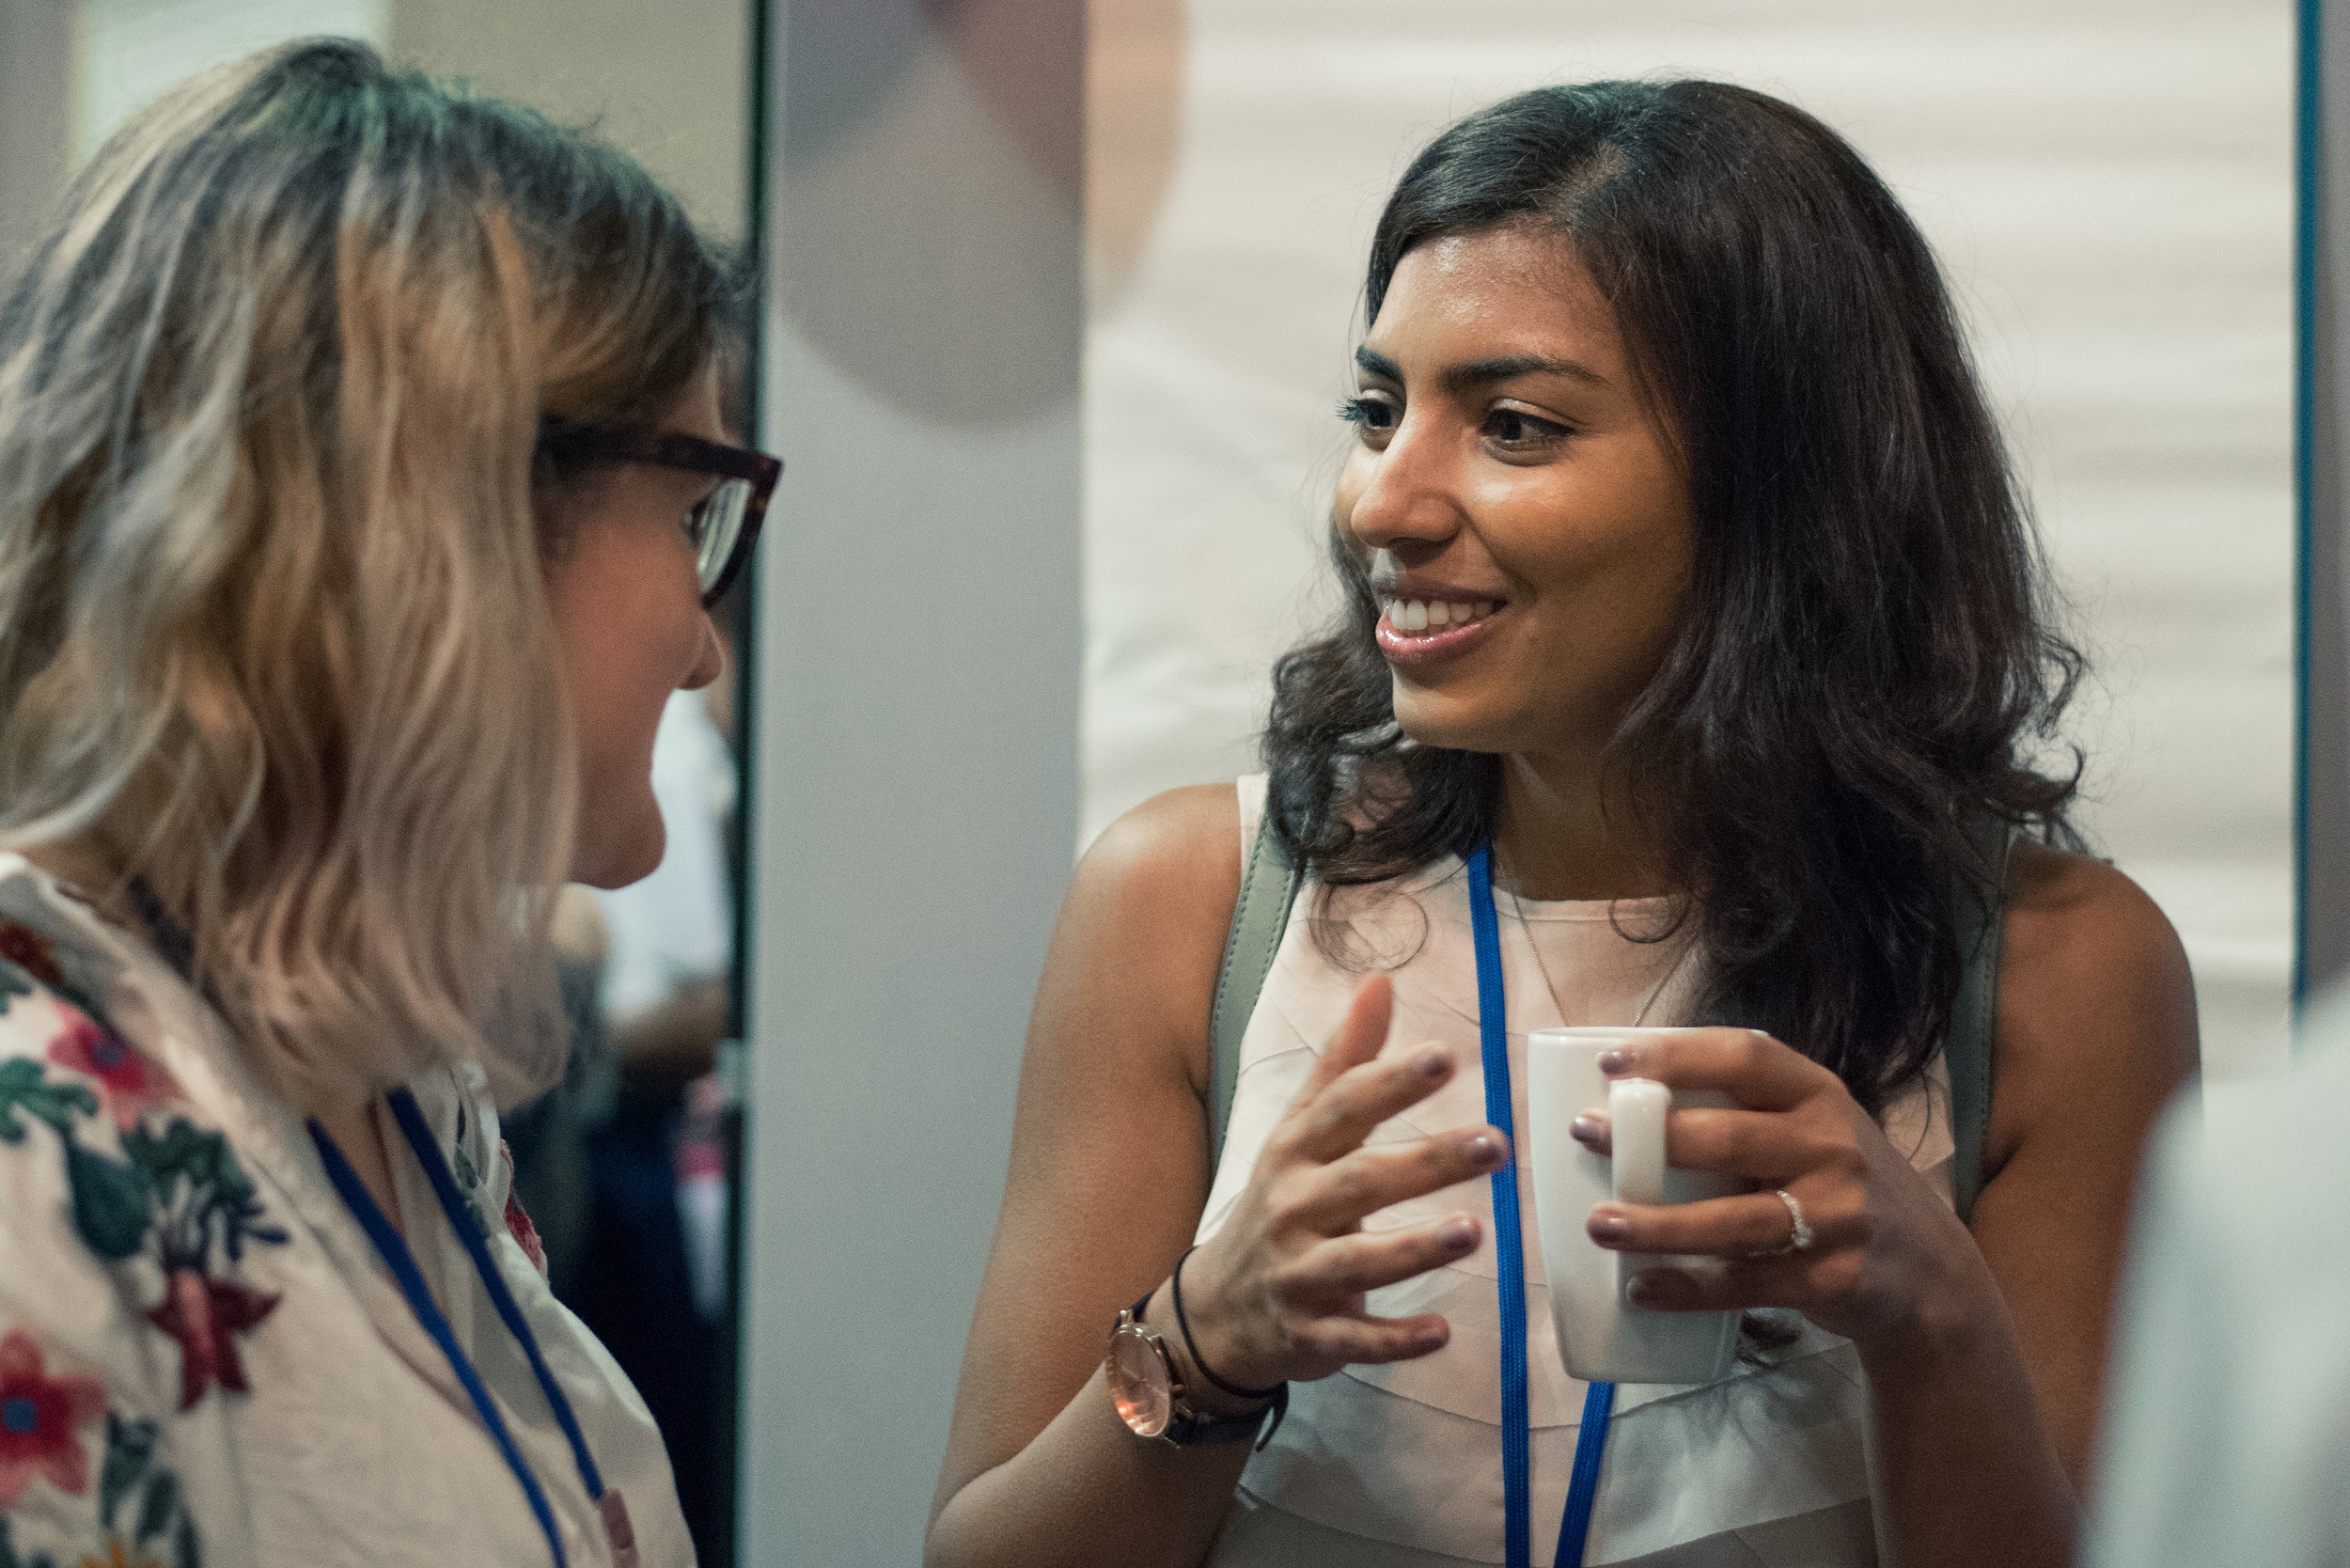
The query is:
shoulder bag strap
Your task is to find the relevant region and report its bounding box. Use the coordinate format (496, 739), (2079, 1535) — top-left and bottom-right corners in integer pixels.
(1947, 816), (2015, 1225)
(1209, 804), (1299, 1166)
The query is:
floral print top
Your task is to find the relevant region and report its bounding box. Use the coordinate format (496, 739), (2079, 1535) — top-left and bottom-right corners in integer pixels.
(0, 855), (692, 1567)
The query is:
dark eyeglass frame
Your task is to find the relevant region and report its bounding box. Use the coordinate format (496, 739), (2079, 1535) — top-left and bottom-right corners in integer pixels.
(536, 416), (782, 606)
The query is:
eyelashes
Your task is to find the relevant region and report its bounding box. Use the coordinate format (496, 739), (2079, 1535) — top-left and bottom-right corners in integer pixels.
(1338, 394), (1575, 450)
(1481, 409), (1572, 445)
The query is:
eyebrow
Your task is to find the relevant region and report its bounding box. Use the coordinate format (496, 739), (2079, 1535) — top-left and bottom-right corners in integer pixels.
(1354, 345), (1608, 393)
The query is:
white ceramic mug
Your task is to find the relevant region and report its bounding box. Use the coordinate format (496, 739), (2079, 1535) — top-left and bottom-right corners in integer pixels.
(1526, 1027), (1744, 1385)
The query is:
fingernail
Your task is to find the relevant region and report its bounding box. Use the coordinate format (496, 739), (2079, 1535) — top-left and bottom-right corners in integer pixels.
(1599, 1047), (1636, 1074)
(1587, 1207), (1627, 1240)
(1437, 1216), (1476, 1249)
(1570, 1113), (1605, 1145)
(1417, 1045), (1451, 1079)
(1413, 1325), (1449, 1351)
(1626, 1269), (1688, 1308)
(1465, 1133), (1505, 1166)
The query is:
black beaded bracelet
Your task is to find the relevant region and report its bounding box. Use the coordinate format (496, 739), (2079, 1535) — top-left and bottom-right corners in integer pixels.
(1170, 1247), (1288, 1403)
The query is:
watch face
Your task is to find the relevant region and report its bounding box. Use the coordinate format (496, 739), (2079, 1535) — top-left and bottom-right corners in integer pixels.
(1107, 1325), (1172, 1438)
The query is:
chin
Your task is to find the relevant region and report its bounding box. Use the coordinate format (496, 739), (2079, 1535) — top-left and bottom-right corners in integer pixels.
(572, 804), (668, 890)
(1389, 683), (1517, 756)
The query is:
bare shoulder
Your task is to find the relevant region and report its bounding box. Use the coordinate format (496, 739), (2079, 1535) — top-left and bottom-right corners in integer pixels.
(937, 785), (1253, 1512)
(1036, 783), (1246, 1102)
(2000, 842), (2194, 1037)
(1985, 841), (2199, 1166)
(1073, 781), (1242, 917)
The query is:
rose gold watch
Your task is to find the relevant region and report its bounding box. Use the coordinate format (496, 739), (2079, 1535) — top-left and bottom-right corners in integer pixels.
(1104, 1292), (1277, 1448)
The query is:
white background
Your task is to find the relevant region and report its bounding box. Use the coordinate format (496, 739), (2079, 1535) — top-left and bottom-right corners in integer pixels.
(72, 0), (386, 156)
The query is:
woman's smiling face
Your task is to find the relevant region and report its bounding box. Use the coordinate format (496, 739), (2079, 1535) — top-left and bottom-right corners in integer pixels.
(1335, 224), (1696, 760)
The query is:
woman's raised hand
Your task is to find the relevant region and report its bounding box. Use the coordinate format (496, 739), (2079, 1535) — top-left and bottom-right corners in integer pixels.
(1177, 976), (1512, 1390)
(1573, 1027), (1990, 1352)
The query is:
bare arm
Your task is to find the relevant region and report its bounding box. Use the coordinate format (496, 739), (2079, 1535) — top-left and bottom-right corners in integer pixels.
(925, 787), (1505, 1568)
(1575, 844), (2196, 1568)
(1971, 847), (2201, 1479)
(924, 785), (1247, 1568)
(1859, 847), (2196, 1562)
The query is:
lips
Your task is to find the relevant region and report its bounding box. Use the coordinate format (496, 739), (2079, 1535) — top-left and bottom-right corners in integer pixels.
(1379, 594), (1499, 635)
(1374, 592), (1506, 666)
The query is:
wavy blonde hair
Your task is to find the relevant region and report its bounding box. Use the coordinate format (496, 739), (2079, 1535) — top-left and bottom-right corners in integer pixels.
(0, 40), (731, 1105)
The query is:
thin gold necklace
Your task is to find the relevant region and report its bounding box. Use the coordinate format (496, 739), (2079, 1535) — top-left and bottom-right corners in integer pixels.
(1506, 881), (1697, 1028)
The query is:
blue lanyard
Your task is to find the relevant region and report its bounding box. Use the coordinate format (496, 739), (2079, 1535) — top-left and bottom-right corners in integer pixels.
(308, 1089), (605, 1568)
(1467, 844), (1614, 1568)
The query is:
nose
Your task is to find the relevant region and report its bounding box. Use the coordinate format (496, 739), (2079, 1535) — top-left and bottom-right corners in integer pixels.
(1340, 413), (1465, 556)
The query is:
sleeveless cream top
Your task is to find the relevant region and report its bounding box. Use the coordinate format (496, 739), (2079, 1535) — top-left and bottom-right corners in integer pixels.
(1201, 777), (1953, 1568)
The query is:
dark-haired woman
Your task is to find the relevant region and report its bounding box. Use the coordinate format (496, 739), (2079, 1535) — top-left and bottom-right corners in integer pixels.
(927, 81), (2195, 1568)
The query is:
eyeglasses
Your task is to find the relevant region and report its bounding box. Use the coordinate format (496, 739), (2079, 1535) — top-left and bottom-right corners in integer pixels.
(536, 416), (781, 607)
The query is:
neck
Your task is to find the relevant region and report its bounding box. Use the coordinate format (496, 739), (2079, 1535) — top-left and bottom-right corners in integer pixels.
(1491, 748), (1673, 902)
(22, 835), (119, 902)
(308, 1092), (408, 1238)
(19, 835), (151, 942)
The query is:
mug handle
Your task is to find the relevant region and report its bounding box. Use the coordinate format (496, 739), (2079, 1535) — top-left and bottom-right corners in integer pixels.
(1608, 1076), (1673, 1207)
(1609, 1077), (1674, 1308)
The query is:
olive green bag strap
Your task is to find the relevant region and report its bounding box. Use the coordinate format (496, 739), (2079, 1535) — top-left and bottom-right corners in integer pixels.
(1947, 817), (2015, 1226)
(1209, 804), (1299, 1166)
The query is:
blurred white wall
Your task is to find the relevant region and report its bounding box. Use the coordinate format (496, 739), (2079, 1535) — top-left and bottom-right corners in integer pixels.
(738, 5), (1084, 1562)
(0, 4), (74, 274)
(0, 0), (747, 246)
(73, 0), (385, 157)
(388, 0), (748, 243)
(1085, 0), (2295, 1078)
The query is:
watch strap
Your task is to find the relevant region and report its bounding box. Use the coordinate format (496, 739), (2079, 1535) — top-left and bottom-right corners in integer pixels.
(1118, 1290), (1288, 1450)
(1160, 1387), (1284, 1448)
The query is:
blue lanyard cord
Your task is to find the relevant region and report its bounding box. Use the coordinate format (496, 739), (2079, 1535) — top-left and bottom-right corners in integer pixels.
(1466, 844), (1615, 1568)
(1559, 1380), (1616, 1564)
(1465, 847), (1535, 1567)
(307, 1115), (572, 1568)
(384, 1089), (607, 1501)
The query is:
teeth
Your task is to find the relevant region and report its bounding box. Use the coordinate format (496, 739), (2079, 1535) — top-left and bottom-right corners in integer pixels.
(1380, 596), (1497, 635)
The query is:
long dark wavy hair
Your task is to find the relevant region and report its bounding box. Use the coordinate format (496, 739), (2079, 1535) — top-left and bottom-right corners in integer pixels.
(1264, 81), (2084, 1113)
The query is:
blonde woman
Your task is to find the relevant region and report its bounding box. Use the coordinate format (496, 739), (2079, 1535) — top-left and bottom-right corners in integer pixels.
(0, 40), (773, 1568)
